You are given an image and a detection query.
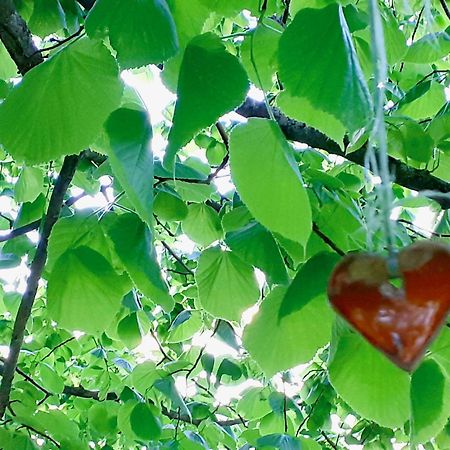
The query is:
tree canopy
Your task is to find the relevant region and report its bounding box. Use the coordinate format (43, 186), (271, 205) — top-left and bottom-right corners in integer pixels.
(0, 0), (449, 449)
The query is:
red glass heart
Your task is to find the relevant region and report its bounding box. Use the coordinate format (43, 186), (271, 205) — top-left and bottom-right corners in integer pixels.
(328, 241), (450, 371)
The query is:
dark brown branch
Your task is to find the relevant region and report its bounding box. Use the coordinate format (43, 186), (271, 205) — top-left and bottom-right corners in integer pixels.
(62, 385), (245, 426)
(62, 385), (118, 401)
(207, 122), (230, 182)
(33, 26), (84, 57)
(320, 430), (338, 449)
(312, 223), (345, 256)
(0, 0), (43, 75)
(41, 337), (76, 362)
(236, 98), (450, 209)
(281, 0), (291, 24)
(160, 404), (245, 427)
(18, 423), (60, 448)
(0, 155), (81, 419)
(0, 191), (88, 244)
(439, 0), (450, 20)
(161, 241), (194, 275)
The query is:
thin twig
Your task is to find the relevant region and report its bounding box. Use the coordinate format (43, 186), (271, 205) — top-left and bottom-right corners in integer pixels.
(320, 430), (338, 449)
(0, 191), (88, 243)
(154, 214), (176, 238)
(312, 223), (345, 256)
(206, 122), (230, 182)
(18, 423), (60, 448)
(0, 154), (80, 419)
(31, 26), (84, 57)
(185, 322), (220, 381)
(151, 328), (173, 366)
(161, 241), (194, 275)
(397, 219), (450, 238)
(41, 337), (76, 362)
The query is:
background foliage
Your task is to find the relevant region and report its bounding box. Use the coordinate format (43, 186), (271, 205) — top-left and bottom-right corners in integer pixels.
(0, 0), (449, 449)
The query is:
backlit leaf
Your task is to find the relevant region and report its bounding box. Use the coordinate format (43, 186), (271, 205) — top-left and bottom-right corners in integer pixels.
(196, 247), (259, 321)
(105, 108), (154, 228)
(230, 118), (311, 245)
(164, 33), (248, 168)
(86, 0), (178, 68)
(279, 4), (371, 131)
(0, 38), (123, 163)
(328, 327), (410, 428)
(47, 246), (130, 335)
(243, 287), (333, 377)
(107, 212), (173, 311)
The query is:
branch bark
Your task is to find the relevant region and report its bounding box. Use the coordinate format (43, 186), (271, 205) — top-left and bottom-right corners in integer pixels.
(236, 98), (450, 209)
(0, 155), (80, 418)
(0, 0), (43, 75)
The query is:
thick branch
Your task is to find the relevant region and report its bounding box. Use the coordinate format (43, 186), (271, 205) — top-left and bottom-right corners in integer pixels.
(236, 98), (450, 209)
(0, 155), (80, 418)
(0, 0), (43, 74)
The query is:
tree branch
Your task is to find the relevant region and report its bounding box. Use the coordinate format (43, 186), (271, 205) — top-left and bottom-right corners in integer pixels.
(439, 0), (450, 20)
(236, 98), (450, 209)
(0, 0), (43, 75)
(0, 155), (80, 419)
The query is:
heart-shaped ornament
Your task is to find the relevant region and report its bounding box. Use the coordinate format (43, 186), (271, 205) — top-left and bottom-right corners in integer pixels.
(328, 241), (450, 371)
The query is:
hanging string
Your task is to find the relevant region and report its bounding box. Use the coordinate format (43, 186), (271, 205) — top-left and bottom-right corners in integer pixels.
(367, 0), (396, 257)
(250, 0), (276, 122)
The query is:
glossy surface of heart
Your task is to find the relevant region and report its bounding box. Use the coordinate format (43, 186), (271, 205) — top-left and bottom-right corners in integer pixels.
(328, 242), (450, 371)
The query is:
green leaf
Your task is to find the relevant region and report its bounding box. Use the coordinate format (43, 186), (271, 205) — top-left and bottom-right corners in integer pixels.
(86, 0), (178, 69)
(278, 4), (371, 132)
(108, 212), (173, 311)
(382, 6), (407, 65)
(117, 313), (142, 349)
(154, 376), (190, 416)
(277, 91), (346, 146)
(28, 0), (66, 37)
(131, 361), (160, 395)
(153, 190), (188, 221)
(47, 246), (130, 335)
(47, 212), (116, 273)
(182, 203), (223, 247)
(229, 118), (312, 245)
(241, 22), (282, 92)
(39, 363), (65, 394)
(225, 221), (289, 286)
(243, 287), (333, 377)
(257, 433), (301, 450)
(399, 82), (446, 121)
(400, 119), (434, 163)
(328, 327), (410, 428)
(88, 401), (119, 436)
(105, 108), (154, 228)
(14, 167), (44, 204)
(411, 359), (450, 444)
(0, 38), (123, 163)
(130, 403), (162, 441)
(0, 42), (17, 79)
(196, 247), (259, 321)
(278, 252), (341, 319)
(405, 30), (450, 64)
(167, 310), (203, 343)
(430, 328), (450, 377)
(237, 387), (272, 421)
(164, 32), (248, 168)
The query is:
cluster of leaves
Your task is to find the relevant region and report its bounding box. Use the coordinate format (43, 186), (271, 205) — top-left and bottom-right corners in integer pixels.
(0, 0), (449, 449)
